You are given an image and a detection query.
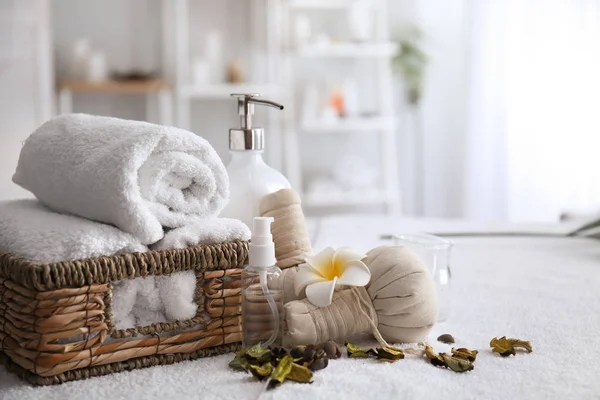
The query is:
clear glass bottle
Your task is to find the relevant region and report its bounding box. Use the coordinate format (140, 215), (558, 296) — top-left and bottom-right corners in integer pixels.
(241, 217), (283, 347)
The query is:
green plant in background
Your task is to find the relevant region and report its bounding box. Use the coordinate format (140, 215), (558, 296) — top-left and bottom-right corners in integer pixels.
(392, 27), (428, 106)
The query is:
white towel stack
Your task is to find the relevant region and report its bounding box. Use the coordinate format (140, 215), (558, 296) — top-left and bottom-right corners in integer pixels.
(2, 113), (250, 330)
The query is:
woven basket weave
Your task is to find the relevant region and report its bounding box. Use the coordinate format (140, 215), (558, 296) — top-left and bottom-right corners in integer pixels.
(0, 240), (249, 385)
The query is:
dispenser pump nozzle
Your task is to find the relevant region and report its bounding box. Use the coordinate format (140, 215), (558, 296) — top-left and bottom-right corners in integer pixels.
(249, 217), (276, 268)
(229, 93), (284, 151)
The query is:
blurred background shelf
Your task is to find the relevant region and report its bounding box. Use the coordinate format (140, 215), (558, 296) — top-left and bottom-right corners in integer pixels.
(288, 0), (349, 10)
(289, 0), (385, 10)
(303, 189), (391, 207)
(301, 116), (395, 133)
(59, 79), (169, 93)
(180, 83), (281, 99)
(294, 42), (397, 58)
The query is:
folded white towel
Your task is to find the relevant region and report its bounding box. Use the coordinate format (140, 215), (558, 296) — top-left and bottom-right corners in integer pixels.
(112, 218), (250, 329)
(151, 218), (251, 251)
(13, 114), (229, 245)
(0, 199), (147, 263)
(111, 276), (168, 330)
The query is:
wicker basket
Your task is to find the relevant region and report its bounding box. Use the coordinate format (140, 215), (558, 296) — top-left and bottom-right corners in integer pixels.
(0, 240), (249, 385)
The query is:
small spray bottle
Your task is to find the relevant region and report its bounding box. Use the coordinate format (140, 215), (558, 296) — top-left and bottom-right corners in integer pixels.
(241, 217), (283, 347)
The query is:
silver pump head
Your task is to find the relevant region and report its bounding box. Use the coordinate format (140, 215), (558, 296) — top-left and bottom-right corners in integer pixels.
(229, 93), (284, 151)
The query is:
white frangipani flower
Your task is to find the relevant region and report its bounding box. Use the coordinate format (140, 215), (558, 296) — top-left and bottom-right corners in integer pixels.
(294, 246), (371, 307)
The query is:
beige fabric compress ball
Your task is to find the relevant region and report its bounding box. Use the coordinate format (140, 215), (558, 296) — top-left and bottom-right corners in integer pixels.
(283, 245), (439, 346)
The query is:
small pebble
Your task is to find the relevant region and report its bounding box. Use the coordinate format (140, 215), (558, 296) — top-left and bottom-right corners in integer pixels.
(437, 334), (455, 344)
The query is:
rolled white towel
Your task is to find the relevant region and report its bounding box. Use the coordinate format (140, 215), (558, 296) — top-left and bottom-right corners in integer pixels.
(0, 199), (147, 264)
(13, 114), (229, 245)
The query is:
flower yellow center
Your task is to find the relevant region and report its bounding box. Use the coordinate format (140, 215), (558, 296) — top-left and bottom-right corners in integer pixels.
(321, 259), (344, 281)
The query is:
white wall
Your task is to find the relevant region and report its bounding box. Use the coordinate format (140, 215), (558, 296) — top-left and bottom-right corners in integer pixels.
(416, 0), (470, 217)
(0, 0), (53, 200)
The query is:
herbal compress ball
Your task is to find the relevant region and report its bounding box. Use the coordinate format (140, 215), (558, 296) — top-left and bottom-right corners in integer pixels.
(284, 246), (439, 346)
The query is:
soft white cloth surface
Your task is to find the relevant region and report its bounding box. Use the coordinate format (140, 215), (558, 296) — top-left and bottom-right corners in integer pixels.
(112, 219), (250, 329)
(0, 199), (147, 263)
(151, 218), (251, 251)
(13, 114), (229, 245)
(2, 216), (599, 400)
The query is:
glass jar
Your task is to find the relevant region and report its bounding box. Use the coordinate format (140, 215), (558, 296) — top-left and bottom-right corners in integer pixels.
(389, 233), (453, 322)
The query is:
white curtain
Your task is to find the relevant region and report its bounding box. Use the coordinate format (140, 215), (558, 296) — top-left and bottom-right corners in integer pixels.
(465, 0), (600, 222)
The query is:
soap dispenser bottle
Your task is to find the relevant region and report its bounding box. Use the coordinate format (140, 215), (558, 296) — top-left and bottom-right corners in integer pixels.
(242, 217), (283, 347)
(220, 93), (291, 227)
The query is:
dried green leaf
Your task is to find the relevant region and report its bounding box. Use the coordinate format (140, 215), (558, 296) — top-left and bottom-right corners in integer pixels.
(346, 342), (377, 358)
(441, 354), (474, 373)
(451, 347), (478, 362)
(248, 363), (273, 381)
(424, 344), (446, 367)
(376, 347), (405, 362)
(271, 355), (294, 385)
(490, 337), (515, 357)
(245, 343), (272, 363)
(229, 351), (249, 371)
(437, 334), (455, 344)
(425, 344), (473, 372)
(287, 363), (314, 383)
(490, 336), (533, 356)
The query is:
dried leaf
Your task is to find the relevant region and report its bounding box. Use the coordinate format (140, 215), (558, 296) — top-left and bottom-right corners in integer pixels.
(376, 347), (405, 362)
(424, 345), (446, 367)
(437, 334), (455, 344)
(248, 363), (273, 381)
(245, 343), (272, 363)
(510, 339), (533, 353)
(290, 346), (306, 359)
(441, 354), (474, 373)
(267, 380), (281, 391)
(425, 344), (473, 372)
(229, 350), (249, 371)
(346, 342), (377, 358)
(270, 355), (294, 386)
(287, 363), (314, 383)
(490, 337), (515, 357)
(451, 347), (478, 362)
(490, 336), (532, 357)
(270, 347), (289, 360)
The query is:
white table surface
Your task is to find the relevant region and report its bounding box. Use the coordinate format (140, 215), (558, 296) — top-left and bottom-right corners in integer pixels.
(2, 216), (599, 400)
